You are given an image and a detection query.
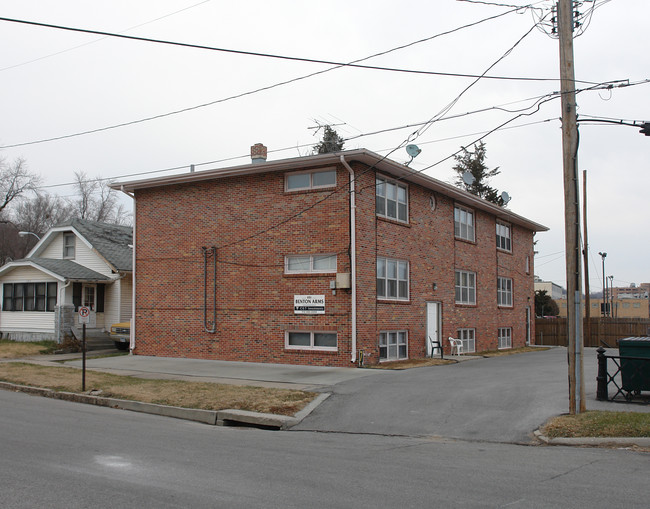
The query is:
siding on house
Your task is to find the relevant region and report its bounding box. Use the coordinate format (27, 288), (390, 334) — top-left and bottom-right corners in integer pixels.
(130, 157), (540, 366)
(0, 266), (59, 333)
(40, 231), (113, 276)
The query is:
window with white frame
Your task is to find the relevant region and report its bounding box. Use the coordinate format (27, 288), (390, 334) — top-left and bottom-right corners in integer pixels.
(497, 277), (512, 308)
(457, 328), (476, 353)
(286, 331), (337, 350)
(455, 270), (476, 305)
(525, 255), (530, 274)
(498, 327), (512, 349)
(285, 254), (336, 274)
(63, 233), (75, 259)
(496, 221), (511, 251)
(379, 331), (408, 361)
(285, 168), (336, 191)
(497, 277), (513, 307)
(375, 176), (408, 222)
(377, 257), (409, 300)
(454, 205), (475, 242)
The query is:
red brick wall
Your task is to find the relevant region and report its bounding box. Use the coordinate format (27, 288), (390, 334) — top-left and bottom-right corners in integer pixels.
(134, 160), (536, 366)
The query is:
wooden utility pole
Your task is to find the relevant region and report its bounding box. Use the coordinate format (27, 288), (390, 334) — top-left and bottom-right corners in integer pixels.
(558, 0), (585, 414)
(583, 170), (591, 346)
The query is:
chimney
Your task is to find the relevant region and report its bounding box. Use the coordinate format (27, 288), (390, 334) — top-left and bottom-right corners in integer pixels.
(251, 143), (267, 164)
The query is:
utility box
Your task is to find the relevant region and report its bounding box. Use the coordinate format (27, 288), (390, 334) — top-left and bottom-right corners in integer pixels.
(336, 273), (351, 289)
(618, 337), (650, 393)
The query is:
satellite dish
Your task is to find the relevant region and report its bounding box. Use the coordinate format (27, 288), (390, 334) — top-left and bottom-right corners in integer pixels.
(404, 145), (422, 167)
(500, 191), (511, 205)
(406, 144), (421, 158)
(462, 171), (475, 186)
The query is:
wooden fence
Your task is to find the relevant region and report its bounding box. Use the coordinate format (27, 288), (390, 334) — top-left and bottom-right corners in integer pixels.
(535, 318), (650, 347)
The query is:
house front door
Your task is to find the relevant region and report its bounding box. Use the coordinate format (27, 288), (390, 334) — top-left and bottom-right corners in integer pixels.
(426, 302), (442, 356)
(81, 284), (97, 327)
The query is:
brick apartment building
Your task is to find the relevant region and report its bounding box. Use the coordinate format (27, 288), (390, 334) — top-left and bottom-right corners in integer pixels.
(113, 147), (547, 367)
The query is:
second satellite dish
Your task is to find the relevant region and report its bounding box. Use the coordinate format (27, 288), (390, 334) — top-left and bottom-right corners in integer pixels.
(462, 171), (475, 186)
(405, 144), (422, 167)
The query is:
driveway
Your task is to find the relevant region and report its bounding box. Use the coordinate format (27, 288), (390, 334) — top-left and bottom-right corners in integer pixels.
(294, 347), (649, 443)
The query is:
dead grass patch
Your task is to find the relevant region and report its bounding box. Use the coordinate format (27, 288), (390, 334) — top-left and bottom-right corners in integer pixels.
(481, 346), (550, 358)
(542, 411), (650, 438)
(0, 339), (58, 358)
(368, 358), (455, 370)
(0, 362), (316, 416)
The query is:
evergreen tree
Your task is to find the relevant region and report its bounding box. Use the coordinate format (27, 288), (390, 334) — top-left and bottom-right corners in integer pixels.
(452, 141), (507, 206)
(313, 126), (345, 154)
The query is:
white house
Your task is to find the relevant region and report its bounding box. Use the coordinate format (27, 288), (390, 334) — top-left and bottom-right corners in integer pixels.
(0, 219), (132, 342)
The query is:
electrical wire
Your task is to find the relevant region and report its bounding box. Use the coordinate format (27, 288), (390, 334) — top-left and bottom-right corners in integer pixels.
(0, 0), (213, 73)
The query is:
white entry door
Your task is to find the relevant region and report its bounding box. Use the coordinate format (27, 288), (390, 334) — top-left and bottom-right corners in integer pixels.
(426, 302), (441, 356)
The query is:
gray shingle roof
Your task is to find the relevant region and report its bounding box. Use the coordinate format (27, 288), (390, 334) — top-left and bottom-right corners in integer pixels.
(56, 219), (133, 272)
(22, 258), (112, 281)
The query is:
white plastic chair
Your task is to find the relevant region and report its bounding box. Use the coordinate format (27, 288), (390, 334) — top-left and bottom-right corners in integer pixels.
(448, 337), (464, 356)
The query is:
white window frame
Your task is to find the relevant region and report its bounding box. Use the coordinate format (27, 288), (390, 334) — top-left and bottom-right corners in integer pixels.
(377, 257), (409, 301)
(497, 277), (513, 307)
(285, 254), (337, 274)
(285, 168), (336, 192)
(525, 255), (530, 274)
(379, 330), (408, 361)
(375, 175), (408, 223)
(496, 221), (512, 252)
(285, 330), (338, 351)
(63, 233), (75, 259)
(455, 270), (476, 305)
(454, 205), (475, 242)
(457, 328), (476, 353)
(498, 327), (512, 349)
(82, 284), (96, 311)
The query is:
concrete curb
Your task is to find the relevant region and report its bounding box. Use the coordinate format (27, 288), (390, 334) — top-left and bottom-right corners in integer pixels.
(534, 429), (650, 448)
(0, 381), (329, 430)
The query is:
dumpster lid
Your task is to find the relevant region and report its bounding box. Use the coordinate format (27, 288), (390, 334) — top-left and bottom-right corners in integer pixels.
(618, 337), (650, 346)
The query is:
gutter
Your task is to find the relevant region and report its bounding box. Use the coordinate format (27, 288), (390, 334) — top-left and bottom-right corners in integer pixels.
(339, 156), (357, 363)
(120, 185), (136, 353)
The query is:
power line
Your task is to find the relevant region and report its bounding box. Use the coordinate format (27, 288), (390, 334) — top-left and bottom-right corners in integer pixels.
(0, 0), (213, 73)
(0, 8), (597, 150)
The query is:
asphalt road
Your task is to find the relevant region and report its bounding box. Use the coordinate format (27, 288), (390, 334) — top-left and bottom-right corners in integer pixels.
(295, 347), (650, 442)
(2, 389), (649, 509)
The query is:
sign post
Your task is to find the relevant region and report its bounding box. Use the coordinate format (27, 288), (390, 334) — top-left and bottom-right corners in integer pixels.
(78, 306), (90, 391)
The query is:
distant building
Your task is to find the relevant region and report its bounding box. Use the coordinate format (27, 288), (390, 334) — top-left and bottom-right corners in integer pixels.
(556, 297), (649, 319)
(611, 283), (650, 300)
(534, 277), (565, 300)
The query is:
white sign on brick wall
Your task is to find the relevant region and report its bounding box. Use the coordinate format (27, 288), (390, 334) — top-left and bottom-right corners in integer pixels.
(294, 295), (325, 314)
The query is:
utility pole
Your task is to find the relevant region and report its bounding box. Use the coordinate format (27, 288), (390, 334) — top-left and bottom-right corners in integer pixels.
(558, 0), (585, 414)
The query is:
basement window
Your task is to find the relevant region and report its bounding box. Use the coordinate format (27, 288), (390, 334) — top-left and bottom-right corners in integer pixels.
(286, 331), (337, 351)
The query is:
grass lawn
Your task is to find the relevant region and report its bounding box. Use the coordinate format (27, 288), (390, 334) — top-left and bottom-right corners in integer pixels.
(0, 362), (316, 416)
(0, 339), (59, 358)
(542, 411), (650, 438)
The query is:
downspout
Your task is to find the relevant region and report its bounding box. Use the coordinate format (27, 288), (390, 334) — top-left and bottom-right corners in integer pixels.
(121, 185), (136, 353)
(339, 156), (357, 363)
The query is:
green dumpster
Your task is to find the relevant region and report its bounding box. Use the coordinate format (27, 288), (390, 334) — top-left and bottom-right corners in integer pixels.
(618, 337), (650, 393)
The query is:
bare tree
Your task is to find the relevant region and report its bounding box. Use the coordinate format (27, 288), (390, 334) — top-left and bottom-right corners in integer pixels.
(14, 193), (74, 239)
(70, 171), (131, 225)
(0, 157), (41, 214)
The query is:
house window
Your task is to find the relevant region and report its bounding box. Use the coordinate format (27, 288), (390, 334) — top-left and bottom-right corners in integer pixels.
(497, 277), (513, 307)
(498, 327), (512, 349)
(375, 176), (408, 222)
(496, 221), (511, 251)
(285, 254), (336, 274)
(457, 328), (476, 353)
(525, 255), (530, 274)
(82, 285), (96, 311)
(2, 282), (57, 312)
(455, 270), (476, 305)
(379, 331), (408, 361)
(286, 331), (337, 351)
(377, 257), (409, 301)
(285, 169), (336, 191)
(63, 233), (75, 259)
(454, 205), (475, 242)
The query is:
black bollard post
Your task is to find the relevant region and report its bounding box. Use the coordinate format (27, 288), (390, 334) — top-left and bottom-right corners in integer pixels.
(596, 346), (608, 401)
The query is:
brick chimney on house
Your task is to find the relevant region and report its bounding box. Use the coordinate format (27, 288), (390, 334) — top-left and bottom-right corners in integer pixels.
(251, 143), (267, 164)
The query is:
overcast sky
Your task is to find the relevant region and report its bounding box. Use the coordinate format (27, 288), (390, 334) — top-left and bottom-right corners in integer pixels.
(1, 0), (647, 290)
